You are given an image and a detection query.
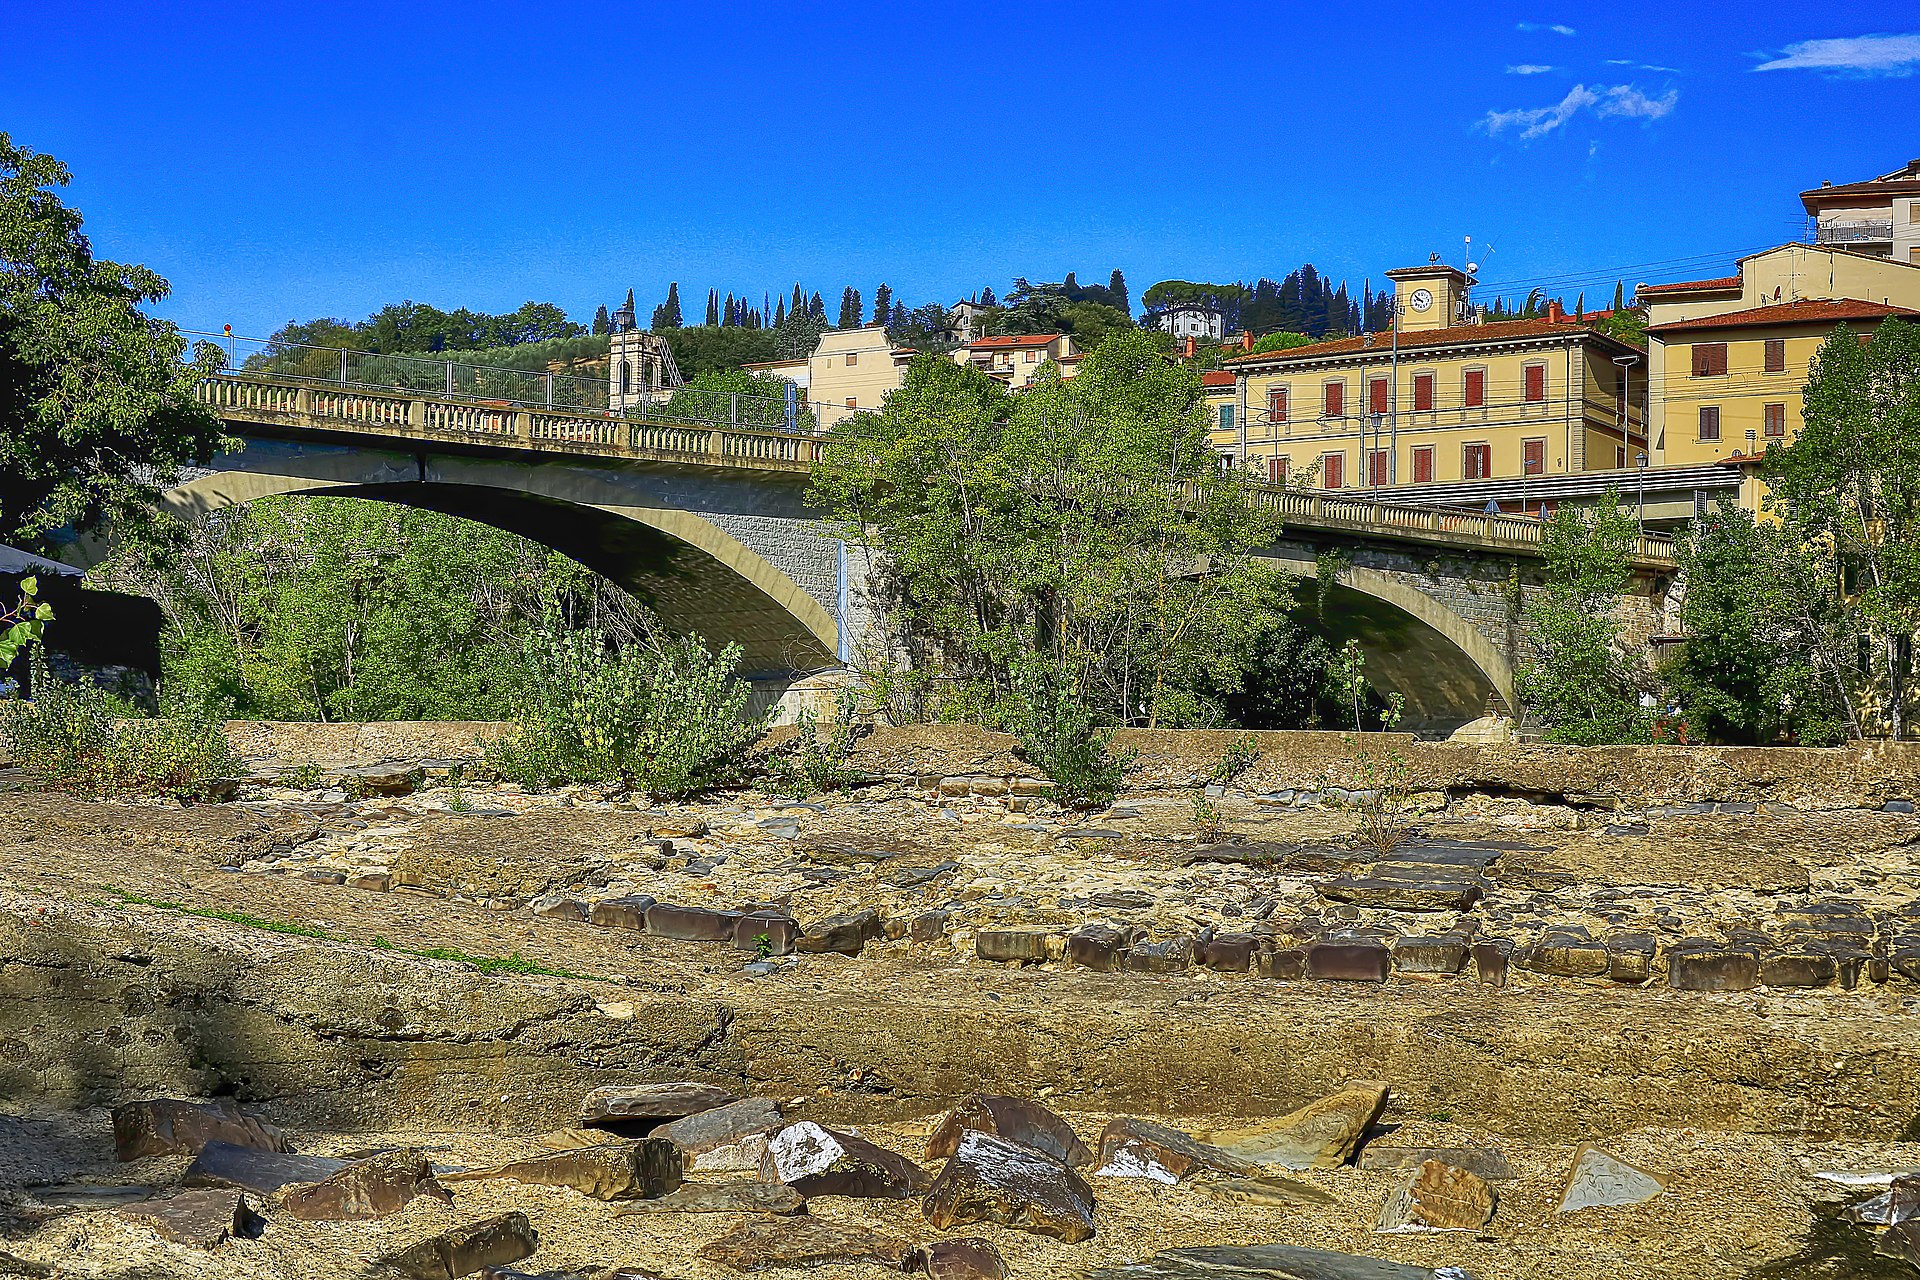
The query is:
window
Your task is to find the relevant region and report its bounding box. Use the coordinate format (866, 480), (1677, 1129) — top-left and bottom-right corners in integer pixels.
(1323, 380), (1344, 418)
(1691, 342), (1729, 377)
(846, 397), (857, 410)
(1764, 403), (1787, 437)
(845, 352), (859, 367)
(1025, 350), (1038, 363)
(1322, 453), (1344, 489)
(1218, 404), (1234, 434)
(1464, 368), (1486, 408)
(1413, 372), (1435, 412)
(1616, 445), (1628, 468)
(1269, 455), (1289, 485)
(1698, 406), (1720, 441)
(1523, 363), (1546, 403)
(1910, 201), (1920, 224)
(1268, 386), (1289, 423)
(1764, 338), (1786, 373)
(619, 360), (632, 396)
(1412, 445), (1434, 483)
(1463, 443), (1492, 480)
(1368, 377), (1389, 416)
(1523, 438), (1545, 475)
(1369, 449), (1390, 486)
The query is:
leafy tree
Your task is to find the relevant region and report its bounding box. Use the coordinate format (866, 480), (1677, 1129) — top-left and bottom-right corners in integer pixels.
(812, 330), (1286, 727)
(1108, 270), (1129, 315)
(1765, 317), (1920, 737)
(592, 304), (611, 335)
(808, 291), (825, 320)
(1244, 331), (1315, 356)
(0, 134), (226, 546)
(872, 283), (892, 326)
(773, 304), (829, 361)
(838, 287), (863, 329)
(1516, 491), (1650, 743)
(658, 283), (683, 329)
(657, 368), (795, 430)
(1661, 506), (1852, 744)
(660, 325), (783, 379)
(888, 303), (956, 353)
(978, 286), (997, 308)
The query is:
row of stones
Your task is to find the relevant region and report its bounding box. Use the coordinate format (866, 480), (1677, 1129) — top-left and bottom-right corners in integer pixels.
(976, 909), (1908, 992)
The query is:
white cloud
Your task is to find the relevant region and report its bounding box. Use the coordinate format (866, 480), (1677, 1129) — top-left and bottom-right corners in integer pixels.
(1606, 57), (1680, 72)
(1507, 63), (1556, 75)
(1754, 32), (1920, 76)
(1482, 83), (1678, 139)
(1517, 22), (1578, 36)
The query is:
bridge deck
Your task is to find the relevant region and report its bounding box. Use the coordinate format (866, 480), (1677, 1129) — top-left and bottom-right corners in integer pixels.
(196, 373), (1677, 568)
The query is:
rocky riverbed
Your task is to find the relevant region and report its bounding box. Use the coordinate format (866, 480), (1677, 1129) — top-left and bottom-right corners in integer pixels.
(8, 725), (1920, 1278)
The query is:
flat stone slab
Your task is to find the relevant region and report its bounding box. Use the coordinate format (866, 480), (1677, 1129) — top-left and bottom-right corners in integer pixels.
(696, 1217), (913, 1271)
(112, 1098), (292, 1161)
(1080, 1243), (1472, 1279)
(1557, 1144), (1664, 1212)
(1204, 1084), (1388, 1170)
(182, 1141), (347, 1194)
(656, 1098), (786, 1173)
(927, 1094), (1093, 1168)
(581, 1083), (740, 1130)
(116, 1188), (262, 1250)
(617, 1180), (806, 1216)
(377, 1211), (537, 1279)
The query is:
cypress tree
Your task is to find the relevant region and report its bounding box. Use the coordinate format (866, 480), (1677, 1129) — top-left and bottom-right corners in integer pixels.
(1611, 280), (1625, 312)
(705, 289), (720, 327)
(774, 297), (786, 326)
(661, 283), (682, 328)
(809, 292), (825, 320)
(1109, 270), (1129, 314)
(791, 284), (805, 315)
(838, 287), (862, 328)
(592, 304), (610, 335)
(872, 283), (892, 326)
(979, 285), (997, 308)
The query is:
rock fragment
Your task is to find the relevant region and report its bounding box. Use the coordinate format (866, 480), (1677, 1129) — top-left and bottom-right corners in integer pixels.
(1845, 1174), (1920, 1225)
(581, 1082), (740, 1132)
(758, 1121), (930, 1198)
(922, 1129), (1097, 1243)
(1557, 1144), (1664, 1212)
(182, 1141), (346, 1194)
(1080, 1242), (1467, 1279)
(1306, 940), (1391, 982)
(439, 1139), (682, 1201)
(1066, 924), (1133, 972)
(1093, 1118), (1254, 1183)
(1197, 1175), (1340, 1207)
(113, 1098), (291, 1162)
(926, 1094), (1092, 1168)
(586, 895), (654, 930)
(1203, 1082), (1389, 1170)
(976, 929), (1057, 963)
(905, 1237), (1010, 1280)
(1376, 1159), (1496, 1230)
(656, 1097), (786, 1172)
(617, 1180), (806, 1216)
(696, 1217), (912, 1272)
(279, 1149), (451, 1221)
(378, 1211), (538, 1279)
(116, 1188), (262, 1250)
(795, 909), (882, 955)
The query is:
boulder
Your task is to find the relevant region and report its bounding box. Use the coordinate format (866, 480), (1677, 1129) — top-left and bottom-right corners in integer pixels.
(1203, 1083), (1389, 1170)
(1066, 924), (1133, 972)
(1376, 1159), (1496, 1230)
(378, 1212), (538, 1280)
(581, 1082), (740, 1132)
(732, 913), (799, 956)
(617, 1180), (806, 1216)
(922, 1129), (1098, 1243)
(587, 895), (655, 930)
(1521, 929), (1609, 978)
(279, 1149), (451, 1221)
(758, 1121), (931, 1199)
(1126, 936), (1195, 975)
(1258, 947), (1307, 980)
(112, 1098), (291, 1162)
(1093, 1118), (1254, 1183)
(696, 1217), (913, 1272)
(1880, 1220), (1920, 1267)
(1605, 934), (1657, 985)
(530, 893), (589, 922)
(1470, 939), (1512, 987)
(116, 1188), (262, 1250)
(976, 930), (1057, 964)
(795, 909), (882, 955)
(1666, 942), (1760, 992)
(644, 903), (742, 942)
(1390, 935), (1468, 975)
(1845, 1174), (1920, 1225)
(1557, 1144), (1664, 1212)
(1080, 1243), (1470, 1279)
(1305, 941), (1390, 983)
(182, 1141), (346, 1194)
(439, 1139), (682, 1201)
(1759, 949), (1838, 989)
(1198, 934), (1260, 973)
(656, 1097), (786, 1172)
(905, 1238), (1010, 1280)
(926, 1094), (1092, 1168)
(909, 911), (951, 943)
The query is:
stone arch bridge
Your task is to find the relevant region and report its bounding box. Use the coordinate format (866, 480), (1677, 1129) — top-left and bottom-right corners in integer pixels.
(145, 374), (1673, 733)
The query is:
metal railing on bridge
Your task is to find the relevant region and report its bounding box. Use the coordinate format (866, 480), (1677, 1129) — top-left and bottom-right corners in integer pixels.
(187, 329), (847, 435)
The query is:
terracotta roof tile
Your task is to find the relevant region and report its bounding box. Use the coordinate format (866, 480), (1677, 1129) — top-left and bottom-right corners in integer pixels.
(1637, 276), (1742, 296)
(1201, 370), (1236, 387)
(1647, 298), (1918, 334)
(966, 334), (1064, 349)
(1224, 315), (1626, 367)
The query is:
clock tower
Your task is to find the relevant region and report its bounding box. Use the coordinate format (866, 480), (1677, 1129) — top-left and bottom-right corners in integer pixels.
(1384, 263), (1475, 333)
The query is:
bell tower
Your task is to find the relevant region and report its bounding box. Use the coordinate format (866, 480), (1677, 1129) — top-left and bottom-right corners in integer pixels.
(1384, 263), (1475, 332)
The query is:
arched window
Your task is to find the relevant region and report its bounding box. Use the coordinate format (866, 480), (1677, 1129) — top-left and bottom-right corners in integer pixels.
(619, 360), (632, 396)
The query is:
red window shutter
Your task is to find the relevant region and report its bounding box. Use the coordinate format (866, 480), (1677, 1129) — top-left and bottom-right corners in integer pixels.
(1325, 381), (1344, 417)
(1268, 455), (1285, 484)
(1693, 343), (1728, 376)
(1464, 444), (1491, 479)
(1764, 403), (1786, 437)
(1524, 365), (1546, 402)
(1764, 339), (1786, 373)
(1269, 387), (1288, 421)
(1699, 406), (1720, 440)
(1324, 454), (1343, 488)
(1524, 439), (1545, 474)
(1413, 446), (1434, 483)
(1369, 378), (1388, 415)
(1370, 450), (1389, 486)
(1413, 373), (1434, 412)
(1464, 369), (1485, 408)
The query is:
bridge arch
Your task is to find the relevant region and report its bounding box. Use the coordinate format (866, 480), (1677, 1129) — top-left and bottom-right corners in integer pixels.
(1263, 553), (1516, 735)
(160, 449), (841, 675)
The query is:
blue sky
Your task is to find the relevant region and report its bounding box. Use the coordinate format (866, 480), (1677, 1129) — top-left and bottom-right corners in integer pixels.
(4, 1), (1918, 339)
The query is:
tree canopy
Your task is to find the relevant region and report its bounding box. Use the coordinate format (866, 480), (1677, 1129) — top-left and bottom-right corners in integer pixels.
(0, 134), (226, 546)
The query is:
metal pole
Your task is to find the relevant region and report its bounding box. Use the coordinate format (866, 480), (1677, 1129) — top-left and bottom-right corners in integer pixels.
(446, 361), (454, 396)
(545, 372), (553, 408)
(339, 349), (347, 384)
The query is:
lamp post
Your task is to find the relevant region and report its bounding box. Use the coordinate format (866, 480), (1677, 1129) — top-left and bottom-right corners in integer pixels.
(1635, 449), (1649, 535)
(1612, 353), (1641, 469)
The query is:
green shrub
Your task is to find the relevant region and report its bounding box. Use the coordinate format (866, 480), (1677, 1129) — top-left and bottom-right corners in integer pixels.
(484, 626), (764, 800)
(1, 654), (240, 803)
(1007, 666), (1134, 809)
(765, 687), (866, 797)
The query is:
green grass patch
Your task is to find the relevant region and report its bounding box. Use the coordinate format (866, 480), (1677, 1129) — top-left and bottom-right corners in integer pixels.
(97, 887), (603, 983)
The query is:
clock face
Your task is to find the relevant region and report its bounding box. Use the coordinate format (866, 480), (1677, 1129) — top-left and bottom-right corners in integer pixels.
(1409, 288), (1434, 313)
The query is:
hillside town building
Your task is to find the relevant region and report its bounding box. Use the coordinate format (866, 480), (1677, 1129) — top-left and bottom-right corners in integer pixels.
(1801, 157), (1920, 265)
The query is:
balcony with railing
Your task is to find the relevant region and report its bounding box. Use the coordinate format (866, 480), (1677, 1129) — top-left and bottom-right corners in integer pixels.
(1817, 218), (1895, 245)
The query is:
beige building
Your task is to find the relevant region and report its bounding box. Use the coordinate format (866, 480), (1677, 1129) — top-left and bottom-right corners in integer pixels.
(1215, 264), (1645, 497)
(740, 325), (916, 429)
(1641, 243), (1920, 480)
(607, 328), (679, 412)
(1801, 157), (1920, 265)
(952, 334), (1079, 391)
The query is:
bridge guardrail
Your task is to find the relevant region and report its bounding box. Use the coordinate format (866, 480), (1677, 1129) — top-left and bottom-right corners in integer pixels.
(196, 371), (1673, 565)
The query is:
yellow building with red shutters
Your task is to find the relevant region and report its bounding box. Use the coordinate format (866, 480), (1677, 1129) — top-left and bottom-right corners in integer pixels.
(1212, 265), (1647, 503)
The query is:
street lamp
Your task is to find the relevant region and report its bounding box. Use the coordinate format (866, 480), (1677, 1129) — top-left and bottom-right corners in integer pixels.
(1635, 449), (1649, 535)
